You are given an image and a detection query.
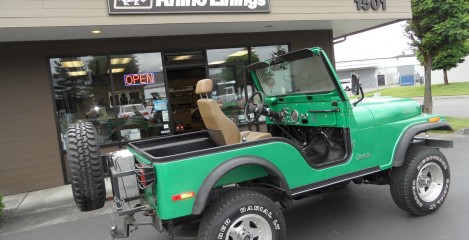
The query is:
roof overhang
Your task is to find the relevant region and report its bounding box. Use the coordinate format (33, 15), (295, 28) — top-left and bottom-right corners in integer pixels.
(0, 19), (406, 43)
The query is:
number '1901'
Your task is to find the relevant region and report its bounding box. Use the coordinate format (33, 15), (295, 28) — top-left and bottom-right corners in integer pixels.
(354, 0), (387, 11)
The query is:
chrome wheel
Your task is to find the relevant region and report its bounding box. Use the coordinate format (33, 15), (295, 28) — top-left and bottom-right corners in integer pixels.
(226, 214), (272, 240)
(416, 162), (444, 202)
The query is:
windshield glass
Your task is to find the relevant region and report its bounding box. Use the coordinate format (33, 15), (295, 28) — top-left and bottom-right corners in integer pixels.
(255, 55), (335, 96)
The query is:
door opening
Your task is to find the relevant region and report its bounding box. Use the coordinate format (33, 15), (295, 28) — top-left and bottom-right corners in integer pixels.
(165, 51), (207, 134)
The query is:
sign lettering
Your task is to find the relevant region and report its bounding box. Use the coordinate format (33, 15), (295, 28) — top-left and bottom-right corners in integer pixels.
(108, 0), (270, 14)
(124, 73), (155, 86)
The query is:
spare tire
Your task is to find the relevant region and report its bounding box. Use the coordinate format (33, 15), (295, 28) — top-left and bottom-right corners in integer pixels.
(66, 122), (106, 212)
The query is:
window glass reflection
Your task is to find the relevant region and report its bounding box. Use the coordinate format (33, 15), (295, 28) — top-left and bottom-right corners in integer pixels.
(111, 52), (170, 142)
(252, 45), (289, 62)
(207, 48), (249, 125)
(50, 56), (116, 147)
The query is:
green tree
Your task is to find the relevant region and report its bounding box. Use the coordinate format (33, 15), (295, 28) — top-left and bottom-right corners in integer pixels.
(221, 51), (260, 81)
(406, 0), (469, 113)
(433, 41), (469, 85)
(0, 193), (4, 218)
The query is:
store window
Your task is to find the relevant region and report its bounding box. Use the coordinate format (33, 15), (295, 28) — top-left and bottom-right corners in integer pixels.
(207, 47), (249, 125)
(50, 52), (168, 149)
(206, 45), (289, 125)
(110, 53), (169, 141)
(50, 56), (116, 147)
(252, 45), (289, 62)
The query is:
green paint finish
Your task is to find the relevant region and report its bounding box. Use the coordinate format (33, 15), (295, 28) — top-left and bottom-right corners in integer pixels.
(150, 139), (380, 220)
(123, 47), (451, 222)
(359, 97), (422, 126)
(379, 114), (448, 169)
(214, 165), (268, 187)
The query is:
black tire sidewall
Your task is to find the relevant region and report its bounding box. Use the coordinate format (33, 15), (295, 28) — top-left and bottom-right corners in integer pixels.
(200, 190), (286, 240)
(409, 153), (450, 213)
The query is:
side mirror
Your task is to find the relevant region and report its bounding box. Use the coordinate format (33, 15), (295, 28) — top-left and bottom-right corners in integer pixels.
(351, 74), (360, 95)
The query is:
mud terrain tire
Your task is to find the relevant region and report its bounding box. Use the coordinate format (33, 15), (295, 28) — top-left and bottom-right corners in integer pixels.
(67, 122), (106, 212)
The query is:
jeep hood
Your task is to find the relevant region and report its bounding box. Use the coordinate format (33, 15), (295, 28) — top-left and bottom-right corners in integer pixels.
(358, 97), (422, 126)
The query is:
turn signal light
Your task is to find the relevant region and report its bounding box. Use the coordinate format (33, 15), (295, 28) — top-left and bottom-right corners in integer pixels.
(428, 117), (441, 123)
(172, 192), (195, 201)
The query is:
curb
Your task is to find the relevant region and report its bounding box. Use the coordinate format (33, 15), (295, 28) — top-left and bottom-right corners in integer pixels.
(456, 128), (469, 135)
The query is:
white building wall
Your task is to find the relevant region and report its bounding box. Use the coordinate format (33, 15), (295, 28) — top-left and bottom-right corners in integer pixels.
(431, 57), (469, 84)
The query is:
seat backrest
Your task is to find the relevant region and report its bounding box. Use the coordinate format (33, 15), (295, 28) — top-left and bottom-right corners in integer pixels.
(196, 79), (240, 146)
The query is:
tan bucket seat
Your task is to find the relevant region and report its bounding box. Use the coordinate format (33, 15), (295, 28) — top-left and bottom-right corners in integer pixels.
(196, 79), (272, 146)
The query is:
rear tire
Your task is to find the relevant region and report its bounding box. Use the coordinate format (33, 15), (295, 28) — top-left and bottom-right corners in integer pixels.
(198, 189), (286, 240)
(390, 145), (450, 216)
(67, 122), (106, 212)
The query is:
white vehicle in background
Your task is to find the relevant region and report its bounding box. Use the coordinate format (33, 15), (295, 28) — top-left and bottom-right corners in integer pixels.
(340, 79), (352, 91)
(217, 86), (238, 103)
(117, 104), (151, 120)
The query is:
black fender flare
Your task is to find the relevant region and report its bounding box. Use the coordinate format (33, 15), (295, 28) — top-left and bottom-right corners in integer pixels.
(192, 156), (290, 215)
(392, 121), (453, 167)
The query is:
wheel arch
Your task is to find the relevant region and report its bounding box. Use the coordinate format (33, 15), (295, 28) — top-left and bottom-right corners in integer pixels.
(392, 121), (453, 167)
(192, 156), (291, 215)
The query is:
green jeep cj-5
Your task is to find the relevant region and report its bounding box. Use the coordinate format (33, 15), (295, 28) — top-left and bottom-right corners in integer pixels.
(67, 47), (453, 240)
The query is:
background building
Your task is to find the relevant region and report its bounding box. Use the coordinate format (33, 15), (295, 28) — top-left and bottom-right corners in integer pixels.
(336, 55), (423, 88)
(0, 0), (411, 195)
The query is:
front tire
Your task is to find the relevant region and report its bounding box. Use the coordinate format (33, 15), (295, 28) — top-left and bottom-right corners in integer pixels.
(198, 189), (286, 240)
(66, 122), (106, 212)
(390, 145), (450, 216)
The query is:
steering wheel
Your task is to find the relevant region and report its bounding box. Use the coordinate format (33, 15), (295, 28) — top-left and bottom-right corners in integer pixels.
(244, 91), (265, 123)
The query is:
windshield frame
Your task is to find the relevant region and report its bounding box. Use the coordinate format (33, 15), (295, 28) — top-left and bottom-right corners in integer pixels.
(246, 48), (346, 100)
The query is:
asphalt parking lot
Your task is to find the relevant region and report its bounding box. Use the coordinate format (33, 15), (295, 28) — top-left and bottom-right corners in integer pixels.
(2, 135), (468, 240)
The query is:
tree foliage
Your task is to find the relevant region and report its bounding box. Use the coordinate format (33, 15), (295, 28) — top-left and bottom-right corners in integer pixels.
(0, 193), (4, 218)
(433, 41), (469, 84)
(406, 0), (469, 113)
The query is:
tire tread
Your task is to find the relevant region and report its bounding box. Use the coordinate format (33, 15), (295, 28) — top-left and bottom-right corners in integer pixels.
(67, 122), (105, 212)
(390, 145), (449, 216)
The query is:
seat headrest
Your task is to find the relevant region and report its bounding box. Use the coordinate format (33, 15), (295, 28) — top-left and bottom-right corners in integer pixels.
(195, 79), (213, 95)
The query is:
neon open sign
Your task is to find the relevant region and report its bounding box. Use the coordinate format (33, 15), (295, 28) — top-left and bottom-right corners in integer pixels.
(124, 73), (155, 86)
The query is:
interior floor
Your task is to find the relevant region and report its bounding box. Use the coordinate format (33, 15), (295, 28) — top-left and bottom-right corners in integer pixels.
(270, 125), (349, 167)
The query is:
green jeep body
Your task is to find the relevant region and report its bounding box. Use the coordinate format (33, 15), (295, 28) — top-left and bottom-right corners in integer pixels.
(69, 47), (453, 239)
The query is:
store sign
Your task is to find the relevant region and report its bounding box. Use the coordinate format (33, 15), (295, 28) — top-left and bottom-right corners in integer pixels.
(108, 0), (270, 14)
(124, 73), (155, 86)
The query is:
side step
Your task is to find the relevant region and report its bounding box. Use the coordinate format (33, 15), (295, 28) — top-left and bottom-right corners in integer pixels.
(291, 167), (380, 197)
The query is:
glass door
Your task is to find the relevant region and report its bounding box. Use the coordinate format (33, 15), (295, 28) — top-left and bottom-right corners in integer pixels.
(207, 62), (250, 127)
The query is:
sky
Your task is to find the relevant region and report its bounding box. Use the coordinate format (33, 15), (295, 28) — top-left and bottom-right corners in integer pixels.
(334, 21), (412, 62)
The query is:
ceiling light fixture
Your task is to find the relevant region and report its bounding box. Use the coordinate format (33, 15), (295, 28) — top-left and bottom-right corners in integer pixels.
(61, 60), (84, 68)
(208, 61), (226, 65)
(111, 58), (131, 65)
(91, 30), (102, 34)
(107, 68), (125, 73)
(172, 55), (194, 61)
(228, 50), (248, 57)
(67, 71), (87, 77)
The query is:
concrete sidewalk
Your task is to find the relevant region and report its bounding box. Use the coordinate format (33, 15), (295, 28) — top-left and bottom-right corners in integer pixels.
(0, 179), (113, 237)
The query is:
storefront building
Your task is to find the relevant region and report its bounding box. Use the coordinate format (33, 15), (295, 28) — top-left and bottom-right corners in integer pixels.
(0, 0), (411, 195)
